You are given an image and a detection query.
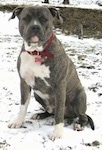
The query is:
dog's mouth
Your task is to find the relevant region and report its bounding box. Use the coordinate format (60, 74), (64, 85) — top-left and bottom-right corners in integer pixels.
(31, 35), (39, 43)
(24, 34), (44, 51)
(27, 34), (44, 46)
(27, 35), (40, 47)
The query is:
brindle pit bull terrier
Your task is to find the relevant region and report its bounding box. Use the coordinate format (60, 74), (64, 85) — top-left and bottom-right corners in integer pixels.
(8, 6), (95, 140)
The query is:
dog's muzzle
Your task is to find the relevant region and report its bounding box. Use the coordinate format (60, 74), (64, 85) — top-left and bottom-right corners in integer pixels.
(25, 25), (44, 44)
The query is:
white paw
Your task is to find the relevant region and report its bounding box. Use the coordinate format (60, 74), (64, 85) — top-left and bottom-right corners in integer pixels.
(8, 118), (23, 129)
(8, 104), (28, 128)
(50, 123), (64, 141)
(73, 123), (84, 131)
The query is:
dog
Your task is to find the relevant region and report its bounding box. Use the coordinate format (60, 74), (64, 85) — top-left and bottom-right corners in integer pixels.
(8, 6), (95, 140)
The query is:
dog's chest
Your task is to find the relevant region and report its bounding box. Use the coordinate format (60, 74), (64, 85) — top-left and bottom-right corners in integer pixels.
(20, 52), (50, 87)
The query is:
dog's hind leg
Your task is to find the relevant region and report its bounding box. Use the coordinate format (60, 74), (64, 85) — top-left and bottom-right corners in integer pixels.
(76, 114), (95, 130)
(74, 114), (88, 131)
(73, 91), (95, 131)
(72, 90), (89, 131)
(8, 79), (31, 128)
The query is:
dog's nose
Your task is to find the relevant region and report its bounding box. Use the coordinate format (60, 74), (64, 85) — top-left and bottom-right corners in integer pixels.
(31, 25), (41, 32)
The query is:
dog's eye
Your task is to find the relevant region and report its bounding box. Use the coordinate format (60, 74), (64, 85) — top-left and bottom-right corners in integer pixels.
(40, 16), (48, 22)
(23, 16), (31, 22)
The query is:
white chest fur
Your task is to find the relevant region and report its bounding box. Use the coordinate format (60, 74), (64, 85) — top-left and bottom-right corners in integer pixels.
(20, 52), (50, 87)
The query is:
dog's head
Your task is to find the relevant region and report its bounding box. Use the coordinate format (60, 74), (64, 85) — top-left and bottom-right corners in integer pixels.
(10, 6), (62, 48)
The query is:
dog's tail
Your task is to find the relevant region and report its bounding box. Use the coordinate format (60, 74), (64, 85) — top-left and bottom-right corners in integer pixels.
(87, 114), (95, 130)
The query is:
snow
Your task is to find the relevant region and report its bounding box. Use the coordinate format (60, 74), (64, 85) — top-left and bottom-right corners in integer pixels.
(0, 1), (102, 150)
(0, 0), (100, 5)
(1, 0), (102, 10)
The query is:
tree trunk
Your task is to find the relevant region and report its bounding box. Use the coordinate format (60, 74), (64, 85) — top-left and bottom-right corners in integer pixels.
(63, 0), (69, 4)
(43, 0), (49, 3)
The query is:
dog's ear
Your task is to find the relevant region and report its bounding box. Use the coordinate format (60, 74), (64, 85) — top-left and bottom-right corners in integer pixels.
(9, 6), (24, 20)
(48, 7), (63, 24)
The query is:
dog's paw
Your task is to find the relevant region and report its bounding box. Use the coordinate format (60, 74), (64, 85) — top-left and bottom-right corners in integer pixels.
(31, 111), (51, 120)
(31, 114), (40, 120)
(73, 123), (84, 131)
(50, 123), (64, 141)
(8, 118), (23, 129)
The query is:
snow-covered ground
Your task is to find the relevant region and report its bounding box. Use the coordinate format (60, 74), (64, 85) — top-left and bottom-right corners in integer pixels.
(0, 0), (100, 5)
(0, 0), (102, 8)
(0, 3), (102, 150)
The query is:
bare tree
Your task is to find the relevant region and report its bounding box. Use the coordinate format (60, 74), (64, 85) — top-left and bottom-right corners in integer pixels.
(63, 0), (69, 4)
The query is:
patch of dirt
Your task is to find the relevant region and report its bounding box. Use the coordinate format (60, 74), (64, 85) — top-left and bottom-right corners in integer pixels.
(84, 140), (101, 147)
(0, 4), (102, 38)
(0, 141), (10, 150)
(55, 7), (102, 38)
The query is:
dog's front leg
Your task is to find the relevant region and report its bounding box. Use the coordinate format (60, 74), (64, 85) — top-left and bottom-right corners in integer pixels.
(8, 78), (31, 128)
(51, 80), (66, 141)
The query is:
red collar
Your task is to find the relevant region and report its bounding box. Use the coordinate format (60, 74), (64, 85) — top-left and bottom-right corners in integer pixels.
(27, 33), (55, 59)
